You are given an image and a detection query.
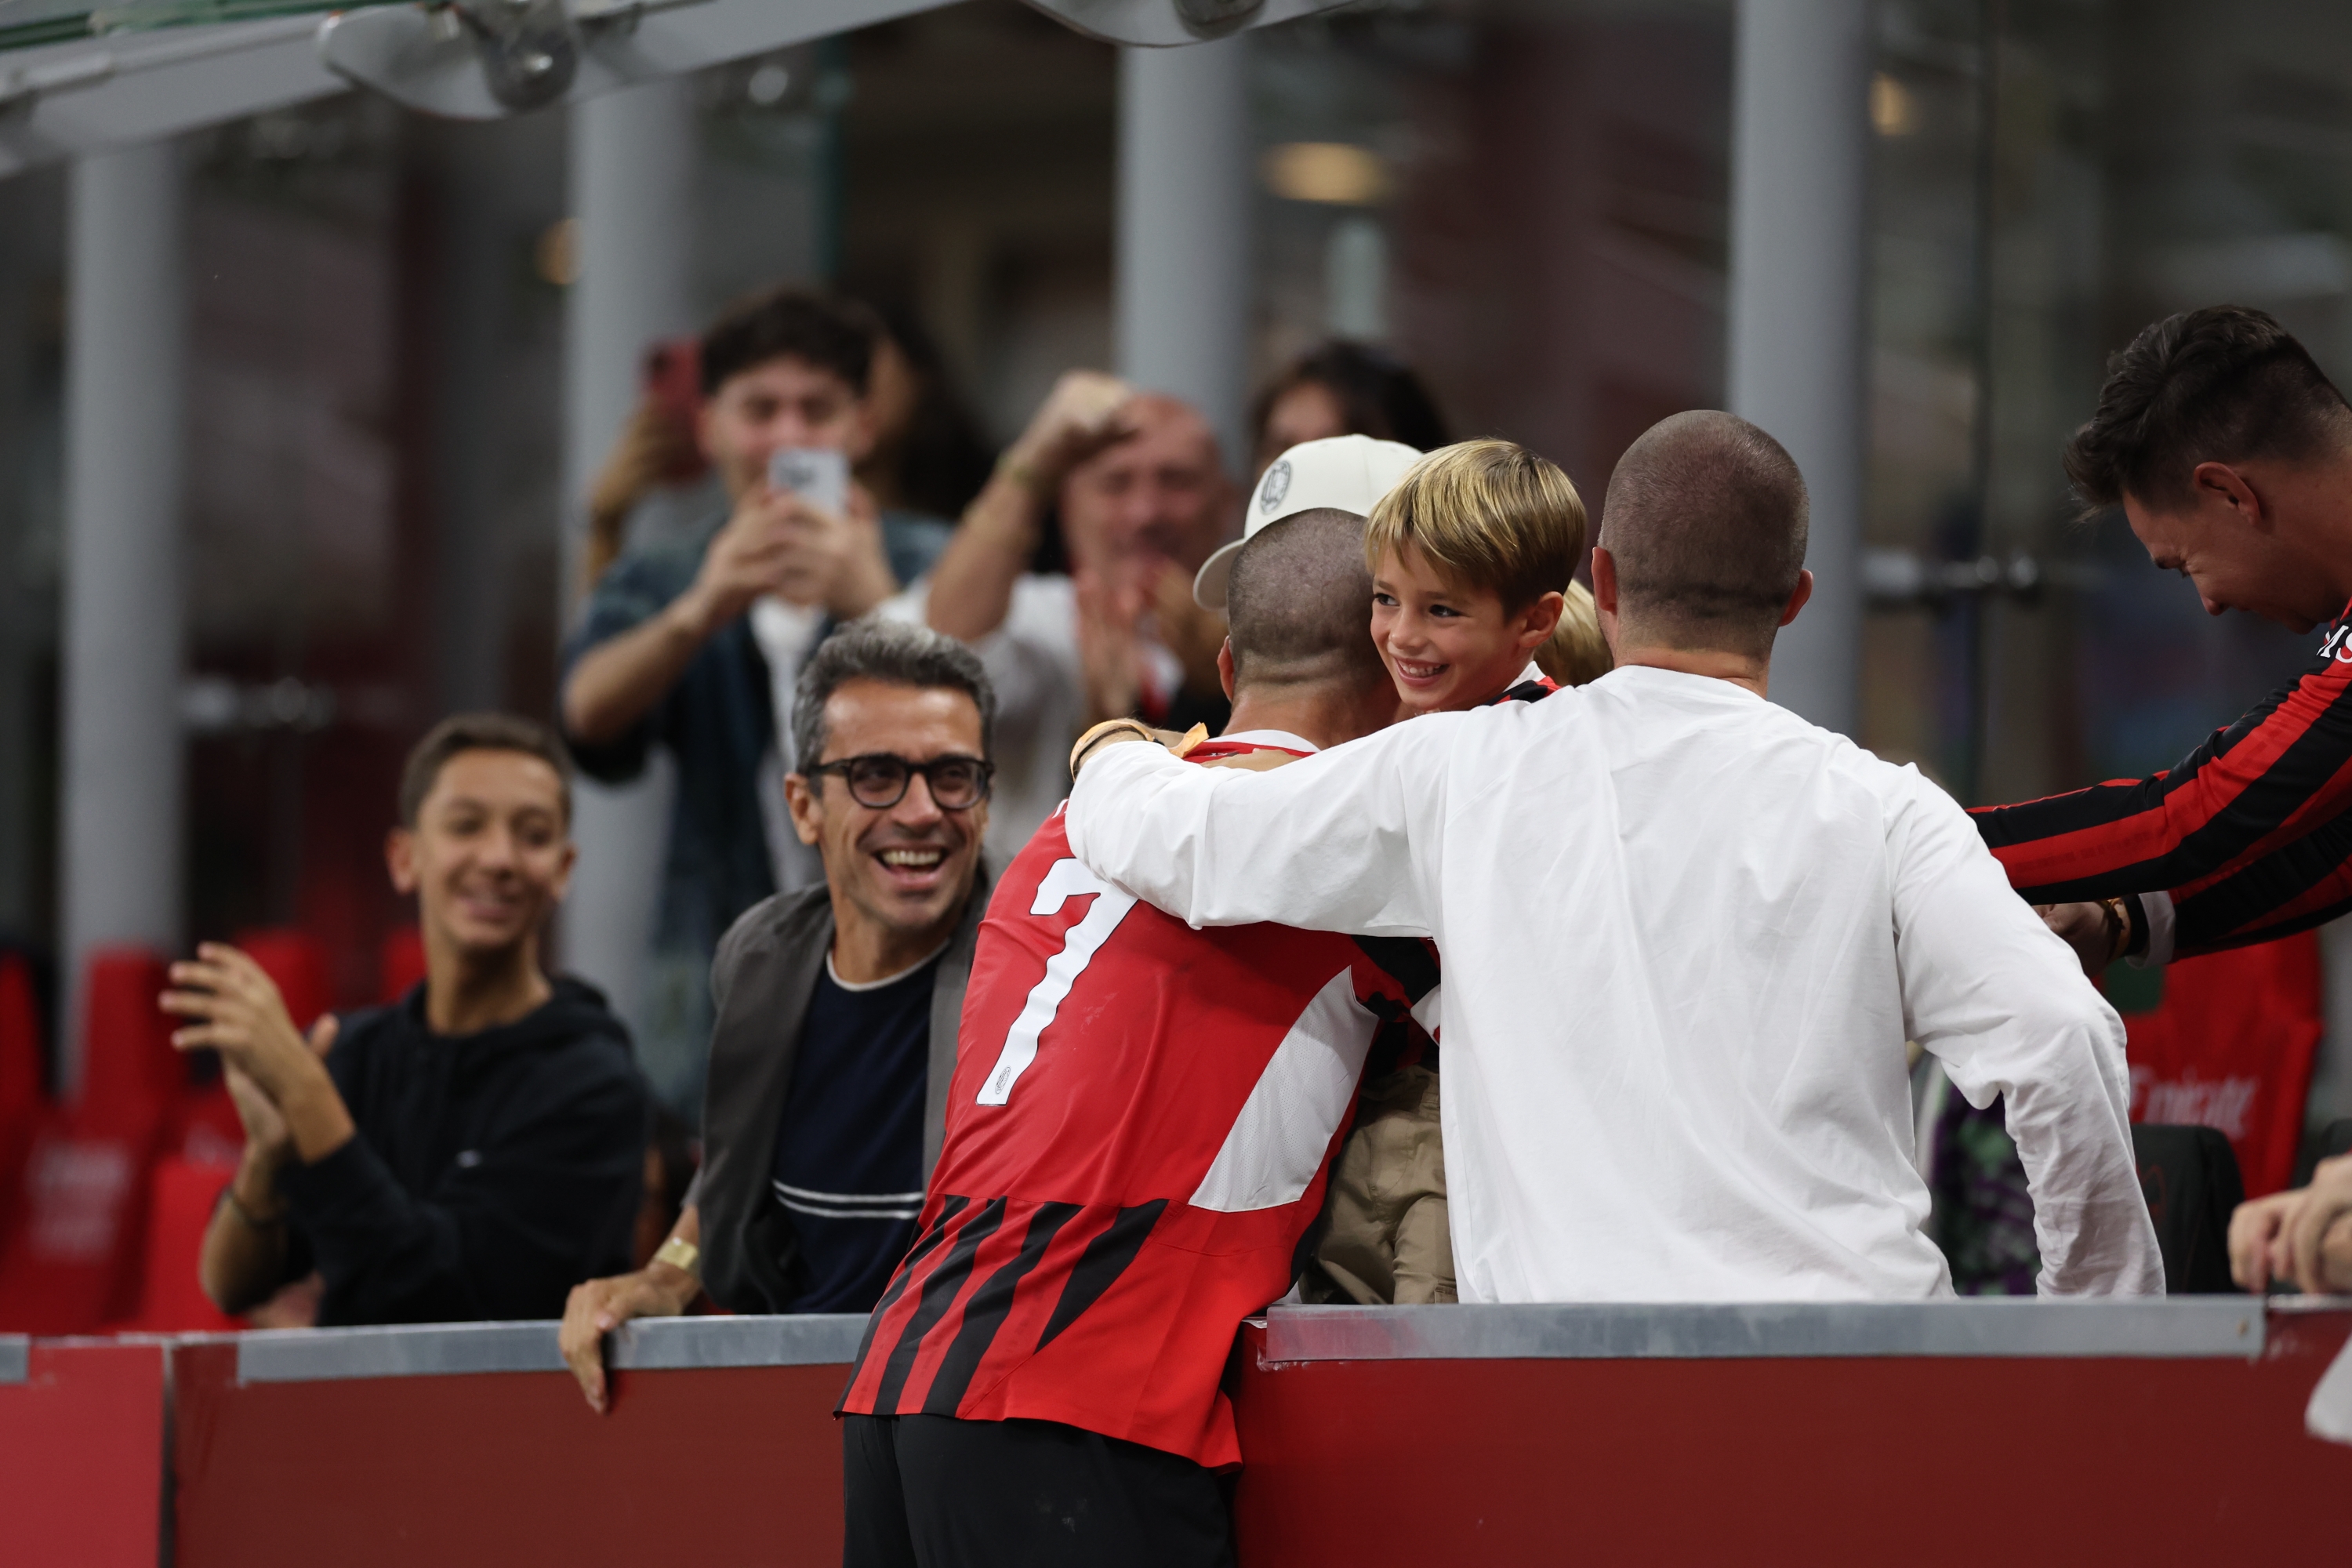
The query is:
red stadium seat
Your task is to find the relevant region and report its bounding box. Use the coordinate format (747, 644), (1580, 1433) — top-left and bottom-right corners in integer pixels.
(166, 1083), (247, 1169)
(0, 1109), (152, 1332)
(0, 949), (174, 1332)
(117, 1156), (240, 1332)
(2120, 932), (2323, 1198)
(0, 952), (45, 1226)
(77, 948), (178, 1144)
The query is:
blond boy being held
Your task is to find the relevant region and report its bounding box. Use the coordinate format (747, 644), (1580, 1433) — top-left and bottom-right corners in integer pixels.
(1305, 440), (1593, 1307)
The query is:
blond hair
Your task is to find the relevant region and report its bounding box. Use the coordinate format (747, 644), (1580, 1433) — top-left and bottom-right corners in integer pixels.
(1537, 580), (1613, 687)
(1364, 439), (1587, 612)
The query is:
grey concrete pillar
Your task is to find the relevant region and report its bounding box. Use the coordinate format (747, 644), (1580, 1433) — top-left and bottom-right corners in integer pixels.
(60, 141), (187, 1088)
(1114, 39), (1254, 474)
(0, 174), (53, 946)
(557, 81), (699, 1030)
(429, 129), (514, 719)
(1726, 0), (1872, 736)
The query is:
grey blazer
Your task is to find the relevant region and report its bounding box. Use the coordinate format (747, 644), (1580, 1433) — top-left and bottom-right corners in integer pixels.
(694, 862), (993, 1314)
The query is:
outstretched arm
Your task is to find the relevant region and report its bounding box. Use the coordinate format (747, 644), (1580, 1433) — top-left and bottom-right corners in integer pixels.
(1970, 640), (2352, 901)
(1893, 779), (2164, 1295)
(926, 372), (1136, 643)
(1065, 721), (1448, 938)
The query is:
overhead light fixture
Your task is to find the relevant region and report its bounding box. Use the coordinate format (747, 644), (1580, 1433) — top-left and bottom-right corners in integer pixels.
(1261, 142), (1390, 206)
(1871, 73), (1918, 138)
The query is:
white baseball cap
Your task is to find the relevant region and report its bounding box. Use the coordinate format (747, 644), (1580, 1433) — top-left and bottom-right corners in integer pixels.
(1192, 434), (1423, 610)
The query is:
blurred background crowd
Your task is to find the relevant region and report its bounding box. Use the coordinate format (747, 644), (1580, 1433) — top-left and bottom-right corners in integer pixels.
(2, 0), (2352, 1330)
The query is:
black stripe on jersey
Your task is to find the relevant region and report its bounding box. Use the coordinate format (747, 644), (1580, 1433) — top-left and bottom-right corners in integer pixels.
(844, 1195), (967, 1390)
(921, 1200), (1084, 1415)
(872, 1197), (1005, 1414)
(2176, 806), (2352, 953)
(1036, 1199), (1167, 1352)
(1353, 935), (1439, 1003)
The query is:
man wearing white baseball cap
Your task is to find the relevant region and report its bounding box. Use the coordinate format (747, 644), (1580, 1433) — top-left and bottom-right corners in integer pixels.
(1187, 431), (1474, 1310)
(1192, 433), (1424, 611)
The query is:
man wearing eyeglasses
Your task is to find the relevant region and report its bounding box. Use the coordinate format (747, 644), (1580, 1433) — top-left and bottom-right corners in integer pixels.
(561, 619), (996, 1409)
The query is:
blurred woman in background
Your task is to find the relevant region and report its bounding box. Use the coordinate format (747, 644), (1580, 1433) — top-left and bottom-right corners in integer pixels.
(1250, 339), (1452, 479)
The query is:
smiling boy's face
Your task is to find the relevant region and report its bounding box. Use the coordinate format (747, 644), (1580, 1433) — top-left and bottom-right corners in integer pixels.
(1371, 542), (1563, 714)
(389, 750), (575, 961)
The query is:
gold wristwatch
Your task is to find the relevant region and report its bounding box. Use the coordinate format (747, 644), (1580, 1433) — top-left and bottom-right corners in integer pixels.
(652, 1236), (701, 1278)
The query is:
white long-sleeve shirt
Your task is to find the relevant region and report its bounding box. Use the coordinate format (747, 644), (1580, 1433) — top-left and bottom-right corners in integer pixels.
(1065, 665), (2163, 1302)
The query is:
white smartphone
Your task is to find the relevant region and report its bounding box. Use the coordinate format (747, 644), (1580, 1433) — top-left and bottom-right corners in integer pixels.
(768, 447), (850, 516)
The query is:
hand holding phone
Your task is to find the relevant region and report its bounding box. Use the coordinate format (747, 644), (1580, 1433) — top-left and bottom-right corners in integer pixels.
(768, 447), (851, 517)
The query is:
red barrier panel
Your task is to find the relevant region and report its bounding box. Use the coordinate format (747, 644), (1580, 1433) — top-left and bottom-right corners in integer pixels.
(171, 1331), (850, 1568)
(0, 1338), (166, 1568)
(1231, 1303), (2352, 1564)
(1, 1305), (2340, 1567)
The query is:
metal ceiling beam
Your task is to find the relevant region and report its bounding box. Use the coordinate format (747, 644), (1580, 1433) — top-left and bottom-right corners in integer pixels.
(0, 0), (1356, 176)
(0, 15), (340, 180)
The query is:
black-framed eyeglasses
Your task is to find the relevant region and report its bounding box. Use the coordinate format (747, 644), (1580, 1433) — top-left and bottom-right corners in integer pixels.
(811, 753), (993, 811)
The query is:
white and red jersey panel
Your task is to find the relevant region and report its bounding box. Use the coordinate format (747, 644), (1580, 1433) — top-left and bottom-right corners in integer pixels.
(837, 786), (1436, 1468)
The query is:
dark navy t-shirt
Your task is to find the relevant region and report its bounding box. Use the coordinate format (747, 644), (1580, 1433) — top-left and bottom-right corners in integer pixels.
(770, 950), (939, 1312)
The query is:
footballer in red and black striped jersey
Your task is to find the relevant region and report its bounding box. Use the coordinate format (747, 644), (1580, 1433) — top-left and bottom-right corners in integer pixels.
(837, 783), (1437, 1470)
(1971, 598), (2352, 955)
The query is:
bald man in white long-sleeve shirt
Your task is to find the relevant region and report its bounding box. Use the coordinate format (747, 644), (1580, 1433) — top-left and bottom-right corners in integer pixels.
(1064, 412), (2162, 1302)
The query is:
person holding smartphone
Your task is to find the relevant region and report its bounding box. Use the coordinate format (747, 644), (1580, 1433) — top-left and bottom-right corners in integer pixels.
(560, 288), (954, 1113)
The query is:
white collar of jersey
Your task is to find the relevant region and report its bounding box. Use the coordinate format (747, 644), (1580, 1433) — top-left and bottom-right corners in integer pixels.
(1515, 659), (1544, 686)
(1214, 728), (1320, 753)
(826, 938), (953, 993)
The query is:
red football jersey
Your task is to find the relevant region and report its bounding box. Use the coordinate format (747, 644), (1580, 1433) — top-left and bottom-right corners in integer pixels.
(837, 789), (1436, 1468)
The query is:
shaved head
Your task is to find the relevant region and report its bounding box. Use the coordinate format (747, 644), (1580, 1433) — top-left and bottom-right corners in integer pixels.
(1598, 411), (1807, 659)
(1225, 508), (1391, 694)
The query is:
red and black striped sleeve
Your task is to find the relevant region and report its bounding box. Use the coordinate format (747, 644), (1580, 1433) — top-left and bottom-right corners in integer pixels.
(2165, 808), (2352, 957)
(1969, 614), (2352, 903)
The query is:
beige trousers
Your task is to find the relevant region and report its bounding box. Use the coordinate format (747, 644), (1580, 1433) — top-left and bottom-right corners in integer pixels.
(1307, 1064), (1455, 1305)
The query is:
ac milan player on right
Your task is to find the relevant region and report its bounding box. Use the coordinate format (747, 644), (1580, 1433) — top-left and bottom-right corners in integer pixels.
(1972, 307), (2352, 966)
(837, 506), (1417, 1568)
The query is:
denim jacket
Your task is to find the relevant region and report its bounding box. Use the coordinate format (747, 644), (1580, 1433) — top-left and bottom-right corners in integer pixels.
(558, 507), (954, 974)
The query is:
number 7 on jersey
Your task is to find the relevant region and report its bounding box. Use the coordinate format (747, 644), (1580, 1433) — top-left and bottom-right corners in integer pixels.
(976, 859), (1139, 1105)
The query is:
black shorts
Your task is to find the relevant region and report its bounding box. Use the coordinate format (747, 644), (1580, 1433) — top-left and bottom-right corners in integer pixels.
(841, 1413), (1234, 1568)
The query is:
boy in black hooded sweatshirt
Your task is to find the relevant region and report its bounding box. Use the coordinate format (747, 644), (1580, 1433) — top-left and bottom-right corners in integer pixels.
(166, 714), (650, 1326)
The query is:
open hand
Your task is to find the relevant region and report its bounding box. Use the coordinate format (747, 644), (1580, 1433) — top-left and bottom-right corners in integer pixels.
(1005, 371), (1140, 490)
(1075, 566), (1149, 725)
(162, 945), (351, 1163)
(220, 1016), (337, 1160)
(162, 946), (328, 1105)
(1151, 561), (1229, 698)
